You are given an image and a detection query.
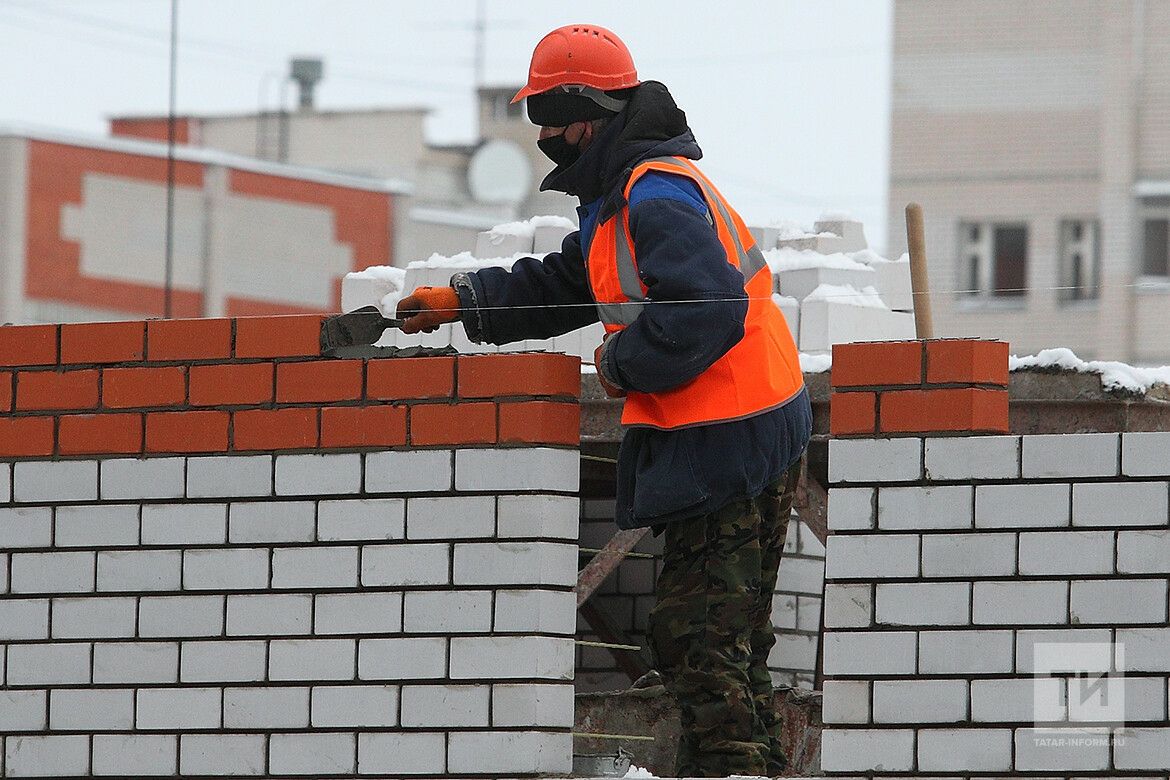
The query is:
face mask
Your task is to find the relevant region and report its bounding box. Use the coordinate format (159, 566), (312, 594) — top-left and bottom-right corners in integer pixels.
(537, 134), (581, 167)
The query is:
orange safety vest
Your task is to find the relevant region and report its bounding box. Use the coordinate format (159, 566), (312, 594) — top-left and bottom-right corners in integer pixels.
(587, 156), (805, 430)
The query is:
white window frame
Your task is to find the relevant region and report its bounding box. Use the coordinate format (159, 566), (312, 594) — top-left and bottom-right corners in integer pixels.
(1058, 218), (1100, 304)
(1139, 201), (1170, 281)
(957, 220), (1030, 305)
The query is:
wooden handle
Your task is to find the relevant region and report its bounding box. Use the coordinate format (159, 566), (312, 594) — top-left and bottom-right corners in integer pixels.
(905, 202), (933, 340)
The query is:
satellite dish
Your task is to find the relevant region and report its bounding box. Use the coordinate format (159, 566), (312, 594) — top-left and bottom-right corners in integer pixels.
(467, 140), (532, 205)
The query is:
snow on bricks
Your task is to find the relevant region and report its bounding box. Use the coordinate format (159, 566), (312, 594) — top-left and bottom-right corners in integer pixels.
(0, 315), (579, 779)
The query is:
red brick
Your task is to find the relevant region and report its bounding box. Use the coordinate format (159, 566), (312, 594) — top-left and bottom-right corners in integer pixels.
(145, 410), (230, 453)
(498, 401), (580, 445)
(0, 372), (11, 413)
(830, 341), (924, 388)
(367, 357), (454, 400)
(147, 318), (232, 361)
(60, 321), (145, 364)
(321, 405), (407, 448)
(457, 354), (580, 398)
(276, 360), (362, 403)
(233, 407), (319, 451)
(16, 369), (99, 411)
(189, 363), (274, 406)
(880, 388), (1009, 434)
(410, 402), (496, 446)
(59, 413), (143, 455)
(830, 391), (877, 435)
(0, 324), (57, 367)
(102, 366), (186, 409)
(0, 417), (55, 457)
(234, 315), (323, 359)
(926, 339), (1010, 385)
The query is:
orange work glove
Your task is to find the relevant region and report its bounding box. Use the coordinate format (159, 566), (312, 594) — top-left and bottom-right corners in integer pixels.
(396, 286), (461, 334)
(594, 338), (627, 399)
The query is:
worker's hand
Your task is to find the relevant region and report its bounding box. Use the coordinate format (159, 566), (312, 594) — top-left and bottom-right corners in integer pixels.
(396, 286), (461, 334)
(594, 338), (627, 399)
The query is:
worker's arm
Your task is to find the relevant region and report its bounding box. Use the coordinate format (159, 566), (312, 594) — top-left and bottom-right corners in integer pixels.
(451, 230), (599, 345)
(597, 174), (748, 394)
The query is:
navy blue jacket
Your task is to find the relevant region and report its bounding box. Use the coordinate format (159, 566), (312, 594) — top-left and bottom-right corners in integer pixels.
(454, 82), (811, 528)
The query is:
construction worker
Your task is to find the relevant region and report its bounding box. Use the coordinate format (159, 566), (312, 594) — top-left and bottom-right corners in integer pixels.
(397, 24), (811, 779)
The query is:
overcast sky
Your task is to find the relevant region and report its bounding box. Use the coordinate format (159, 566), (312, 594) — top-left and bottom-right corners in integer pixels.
(0, 0), (894, 250)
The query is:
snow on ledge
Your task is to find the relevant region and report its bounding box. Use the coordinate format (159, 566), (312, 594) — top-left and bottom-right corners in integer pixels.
(1010, 348), (1170, 394)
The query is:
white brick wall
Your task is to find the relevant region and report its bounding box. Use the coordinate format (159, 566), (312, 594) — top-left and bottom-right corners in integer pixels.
(0, 450), (578, 778)
(824, 432), (1170, 777)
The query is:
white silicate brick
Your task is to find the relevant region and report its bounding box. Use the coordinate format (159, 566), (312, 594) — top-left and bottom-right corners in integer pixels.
(918, 630), (1015, 674)
(1113, 676), (1169, 722)
(311, 685), (397, 727)
(823, 583), (873, 628)
(971, 677), (1065, 722)
(821, 631), (917, 676)
(228, 500), (315, 543)
(179, 734), (266, 776)
(269, 638), (356, 681)
(186, 455), (273, 498)
(361, 543), (450, 587)
(455, 447), (580, 492)
(92, 735), (177, 776)
(1118, 530), (1170, 574)
(1115, 627), (1170, 672)
(1071, 579), (1168, 624)
(314, 592), (403, 635)
(0, 506), (52, 548)
(1015, 726), (1111, 771)
(872, 678), (968, 723)
(827, 437), (923, 484)
(0, 690), (48, 731)
(924, 435), (1020, 480)
(271, 545), (359, 589)
(1074, 481), (1168, 526)
(921, 532), (1016, 578)
(824, 534), (919, 580)
(54, 504), (139, 547)
(973, 580), (1069, 625)
(403, 590), (492, 633)
(6, 642), (91, 685)
(49, 688), (134, 730)
(407, 495), (495, 539)
(827, 487), (875, 531)
(776, 556), (825, 595)
(772, 592), (798, 631)
(364, 450), (453, 493)
(93, 642), (178, 684)
(918, 728), (1012, 772)
(140, 503), (226, 545)
(0, 599), (49, 640)
(975, 482), (1070, 528)
(14, 460), (97, 503)
(1018, 530), (1115, 575)
(400, 684), (491, 727)
(275, 453), (362, 496)
(1022, 432), (1119, 478)
(875, 582), (970, 626)
(819, 728), (915, 772)
(497, 494), (579, 539)
(180, 640), (267, 683)
(768, 632), (819, 672)
(97, 550), (181, 592)
(453, 542), (577, 587)
(0, 461), (9, 501)
(449, 636), (574, 680)
(821, 680), (870, 724)
(1014, 628), (1113, 673)
(359, 637), (447, 680)
(318, 498), (404, 541)
(51, 596), (136, 638)
(138, 595), (225, 638)
(357, 732), (445, 776)
(269, 733), (356, 776)
(494, 589), (577, 635)
(135, 687), (222, 730)
(10, 551), (95, 594)
(100, 457), (184, 500)
(227, 593), (312, 636)
(1114, 726), (1170, 770)
(878, 485), (972, 530)
(1122, 432), (1170, 477)
(447, 731), (573, 775)
(224, 686), (310, 729)
(3, 736), (90, 777)
(492, 683), (575, 728)
(182, 547), (269, 590)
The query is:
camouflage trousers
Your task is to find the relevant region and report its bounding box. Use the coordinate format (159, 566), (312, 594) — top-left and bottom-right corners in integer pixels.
(647, 461), (801, 778)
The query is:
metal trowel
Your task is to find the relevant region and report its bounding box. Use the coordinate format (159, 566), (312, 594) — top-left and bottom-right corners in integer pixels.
(320, 305), (405, 352)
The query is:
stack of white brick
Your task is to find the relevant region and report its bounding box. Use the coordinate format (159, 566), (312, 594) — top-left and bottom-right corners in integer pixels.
(821, 431), (1170, 775)
(0, 449), (579, 777)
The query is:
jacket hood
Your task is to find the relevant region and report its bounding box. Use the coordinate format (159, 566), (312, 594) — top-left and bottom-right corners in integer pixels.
(538, 81), (702, 215)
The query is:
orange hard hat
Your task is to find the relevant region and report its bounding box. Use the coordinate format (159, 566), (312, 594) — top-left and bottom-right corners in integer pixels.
(512, 24), (640, 104)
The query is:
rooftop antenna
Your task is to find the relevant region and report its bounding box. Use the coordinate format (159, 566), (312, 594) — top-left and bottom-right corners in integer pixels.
(163, 0), (178, 319)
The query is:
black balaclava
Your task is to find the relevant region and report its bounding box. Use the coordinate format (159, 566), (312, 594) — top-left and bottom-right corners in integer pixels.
(527, 87), (633, 167)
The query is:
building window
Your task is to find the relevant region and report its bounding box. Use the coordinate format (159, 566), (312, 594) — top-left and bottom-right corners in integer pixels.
(958, 221), (1029, 298)
(489, 92), (523, 121)
(1059, 219), (1100, 302)
(1143, 218), (1170, 277)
